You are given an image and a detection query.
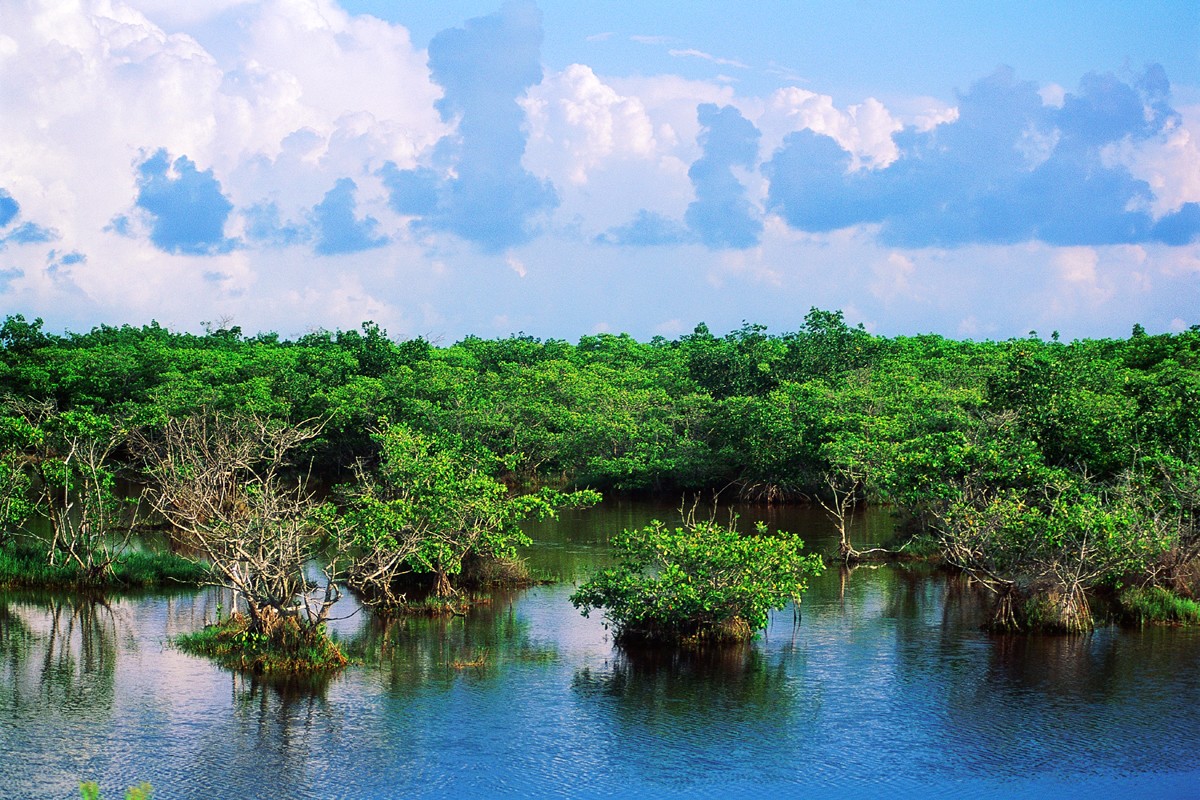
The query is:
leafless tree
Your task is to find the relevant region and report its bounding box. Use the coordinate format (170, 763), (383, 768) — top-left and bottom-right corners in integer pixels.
(137, 413), (342, 636)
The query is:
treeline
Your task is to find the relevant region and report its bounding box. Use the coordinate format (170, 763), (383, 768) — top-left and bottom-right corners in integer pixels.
(2, 310), (1199, 633)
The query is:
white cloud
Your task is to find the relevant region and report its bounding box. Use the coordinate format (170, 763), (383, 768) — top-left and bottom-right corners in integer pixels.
(0, 0), (445, 328)
(759, 87), (903, 169)
(667, 49), (749, 69)
(1047, 246), (1124, 315)
(126, 0), (256, 28)
(0, 2), (1196, 344)
(870, 252), (919, 301)
(608, 73), (738, 162)
(506, 255), (528, 278)
(1039, 83), (1066, 108)
(1106, 104), (1200, 217)
(522, 64), (658, 185)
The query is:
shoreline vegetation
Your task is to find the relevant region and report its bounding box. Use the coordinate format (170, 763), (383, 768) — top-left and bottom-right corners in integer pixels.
(0, 309), (1197, 670)
(0, 540), (209, 590)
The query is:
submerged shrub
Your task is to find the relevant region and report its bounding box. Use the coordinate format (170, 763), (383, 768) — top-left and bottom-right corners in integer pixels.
(571, 516), (823, 644)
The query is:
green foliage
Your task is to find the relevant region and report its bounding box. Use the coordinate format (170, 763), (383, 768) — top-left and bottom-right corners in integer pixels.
(571, 516), (824, 643)
(1, 311), (1198, 630)
(345, 421), (600, 604)
(0, 400), (141, 578)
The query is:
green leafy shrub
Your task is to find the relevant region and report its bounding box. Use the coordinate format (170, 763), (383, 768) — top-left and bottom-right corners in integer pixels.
(571, 517), (823, 644)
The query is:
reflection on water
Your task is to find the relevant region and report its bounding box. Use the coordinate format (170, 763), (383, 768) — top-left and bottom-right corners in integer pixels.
(348, 592), (561, 696)
(1, 503), (1200, 799)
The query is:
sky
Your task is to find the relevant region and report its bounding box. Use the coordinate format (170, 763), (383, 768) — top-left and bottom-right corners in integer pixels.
(1, 1), (1198, 342)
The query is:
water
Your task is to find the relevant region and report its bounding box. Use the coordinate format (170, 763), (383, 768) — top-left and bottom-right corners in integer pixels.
(3, 502), (1200, 799)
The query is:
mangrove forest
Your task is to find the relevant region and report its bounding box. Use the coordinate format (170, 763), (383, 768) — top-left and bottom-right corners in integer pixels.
(1, 308), (1199, 658)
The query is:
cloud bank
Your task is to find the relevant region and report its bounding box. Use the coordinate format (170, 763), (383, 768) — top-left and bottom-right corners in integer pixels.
(0, 0), (1195, 341)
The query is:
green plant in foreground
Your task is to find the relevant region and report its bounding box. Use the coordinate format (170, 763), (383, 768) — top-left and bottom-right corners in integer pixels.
(80, 781), (152, 800)
(571, 516), (824, 644)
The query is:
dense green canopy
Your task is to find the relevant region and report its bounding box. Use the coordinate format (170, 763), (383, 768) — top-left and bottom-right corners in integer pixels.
(2, 309), (1199, 633)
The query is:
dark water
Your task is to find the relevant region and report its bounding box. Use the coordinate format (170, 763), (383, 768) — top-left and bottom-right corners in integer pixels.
(3, 502), (1200, 799)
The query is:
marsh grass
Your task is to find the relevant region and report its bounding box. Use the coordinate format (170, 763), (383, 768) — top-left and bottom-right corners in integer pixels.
(459, 554), (544, 588)
(175, 612), (348, 675)
(0, 541), (208, 589)
(1118, 586), (1200, 626)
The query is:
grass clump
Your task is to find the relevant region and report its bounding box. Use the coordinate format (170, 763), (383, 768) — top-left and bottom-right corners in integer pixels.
(175, 612), (349, 675)
(459, 554), (541, 588)
(0, 541), (208, 589)
(1118, 586), (1200, 626)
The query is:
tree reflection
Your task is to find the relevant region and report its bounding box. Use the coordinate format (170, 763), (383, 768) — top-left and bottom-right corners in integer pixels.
(0, 590), (122, 713)
(568, 642), (816, 791)
(345, 590), (560, 695)
(573, 642), (802, 730)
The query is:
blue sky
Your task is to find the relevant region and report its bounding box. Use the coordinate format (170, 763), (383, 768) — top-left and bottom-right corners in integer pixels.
(1, 0), (1197, 341)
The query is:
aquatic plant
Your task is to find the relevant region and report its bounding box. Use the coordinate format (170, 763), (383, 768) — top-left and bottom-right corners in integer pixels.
(0, 540), (208, 589)
(174, 612), (348, 675)
(571, 514), (823, 644)
(1118, 586), (1200, 625)
(79, 781), (152, 800)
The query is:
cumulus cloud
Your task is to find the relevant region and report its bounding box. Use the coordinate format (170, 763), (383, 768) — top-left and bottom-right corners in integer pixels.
(522, 64), (658, 185)
(761, 88), (903, 169)
(1107, 104), (1200, 218)
(0, 0), (448, 330)
(685, 104), (763, 249)
(383, 0), (557, 252)
(764, 65), (1200, 248)
(1, 1), (1197, 342)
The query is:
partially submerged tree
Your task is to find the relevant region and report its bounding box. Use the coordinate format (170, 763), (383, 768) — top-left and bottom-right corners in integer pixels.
(3, 399), (138, 579)
(571, 511), (824, 644)
(138, 413), (343, 644)
(344, 421), (599, 606)
(0, 410), (38, 547)
(932, 467), (1172, 632)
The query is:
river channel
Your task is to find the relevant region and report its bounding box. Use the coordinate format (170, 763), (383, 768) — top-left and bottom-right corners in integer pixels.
(3, 501), (1200, 798)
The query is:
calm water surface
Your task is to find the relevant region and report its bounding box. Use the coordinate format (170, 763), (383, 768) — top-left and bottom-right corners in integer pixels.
(3, 501), (1200, 799)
